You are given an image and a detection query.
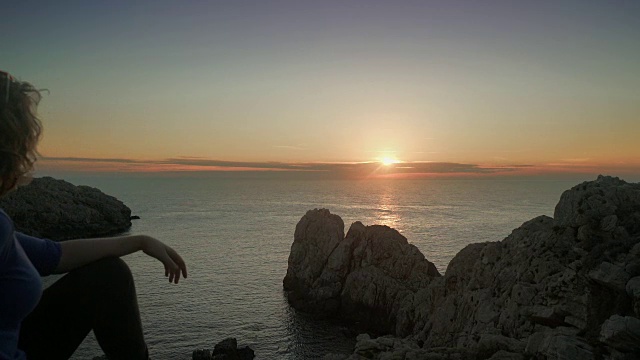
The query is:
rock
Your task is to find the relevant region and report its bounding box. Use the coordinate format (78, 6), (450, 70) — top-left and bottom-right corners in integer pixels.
(477, 334), (525, 356)
(626, 277), (640, 298)
(600, 214), (618, 232)
(339, 222), (440, 335)
(213, 338), (238, 353)
(283, 209), (440, 335)
(627, 277), (640, 317)
(322, 354), (349, 360)
(487, 350), (524, 360)
(0, 177), (132, 240)
(588, 261), (631, 293)
(600, 315), (640, 352)
(287, 176), (640, 360)
(346, 333), (479, 360)
(553, 175), (628, 228)
(524, 328), (594, 360)
(283, 209), (345, 313)
(630, 243), (640, 256)
(193, 349), (212, 360)
(192, 338), (255, 360)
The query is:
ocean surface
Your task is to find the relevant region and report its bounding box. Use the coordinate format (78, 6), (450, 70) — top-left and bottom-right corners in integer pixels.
(42, 174), (585, 359)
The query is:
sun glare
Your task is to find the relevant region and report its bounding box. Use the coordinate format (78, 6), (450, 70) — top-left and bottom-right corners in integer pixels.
(381, 157), (400, 166)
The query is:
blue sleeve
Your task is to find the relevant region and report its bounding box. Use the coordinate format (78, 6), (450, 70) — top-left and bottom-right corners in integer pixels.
(15, 232), (62, 276)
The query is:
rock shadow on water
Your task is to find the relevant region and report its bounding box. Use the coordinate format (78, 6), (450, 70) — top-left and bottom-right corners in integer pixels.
(282, 295), (357, 359)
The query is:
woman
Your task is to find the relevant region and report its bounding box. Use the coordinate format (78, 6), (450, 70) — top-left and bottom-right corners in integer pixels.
(0, 71), (188, 360)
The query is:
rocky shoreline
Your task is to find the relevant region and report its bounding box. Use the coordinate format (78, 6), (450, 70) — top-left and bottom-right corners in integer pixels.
(284, 176), (640, 359)
(6, 175), (639, 358)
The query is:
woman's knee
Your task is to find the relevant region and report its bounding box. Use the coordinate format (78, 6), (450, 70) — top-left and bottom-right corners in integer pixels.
(82, 256), (130, 275)
(72, 257), (135, 292)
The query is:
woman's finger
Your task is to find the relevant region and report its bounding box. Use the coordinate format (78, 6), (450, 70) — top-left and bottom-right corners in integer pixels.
(172, 262), (180, 283)
(168, 247), (188, 279)
(177, 258), (187, 279)
(164, 257), (180, 284)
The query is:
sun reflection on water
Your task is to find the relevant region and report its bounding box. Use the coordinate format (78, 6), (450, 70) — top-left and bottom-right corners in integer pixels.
(373, 189), (403, 231)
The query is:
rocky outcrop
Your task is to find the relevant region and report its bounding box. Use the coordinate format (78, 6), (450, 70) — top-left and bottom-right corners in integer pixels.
(0, 177), (132, 241)
(286, 176), (640, 359)
(284, 209), (440, 335)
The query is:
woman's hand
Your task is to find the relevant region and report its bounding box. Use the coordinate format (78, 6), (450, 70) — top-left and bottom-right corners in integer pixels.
(141, 236), (188, 284)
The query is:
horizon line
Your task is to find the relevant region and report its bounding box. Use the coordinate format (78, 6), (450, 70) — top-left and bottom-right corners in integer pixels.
(34, 156), (640, 180)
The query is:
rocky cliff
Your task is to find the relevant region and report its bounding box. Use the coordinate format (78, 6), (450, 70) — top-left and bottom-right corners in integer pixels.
(284, 176), (640, 359)
(0, 177), (132, 240)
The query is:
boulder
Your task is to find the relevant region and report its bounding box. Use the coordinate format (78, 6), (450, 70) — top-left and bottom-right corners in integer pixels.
(283, 209), (345, 313)
(553, 175), (637, 229)
(192, 338), (255, 360)
(588, 261), (630, 293)
(0, 177), (132, 240)
(524, 328), (594, 360)
(627, 276), (640, 317)
(599, 315), (640, 352)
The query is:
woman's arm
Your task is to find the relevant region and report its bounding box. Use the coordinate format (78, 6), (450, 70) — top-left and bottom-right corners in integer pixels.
(55, 235), (187, 283)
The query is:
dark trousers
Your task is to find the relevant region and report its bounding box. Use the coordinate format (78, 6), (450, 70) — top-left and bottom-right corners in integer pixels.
(18, 257), (148, 360)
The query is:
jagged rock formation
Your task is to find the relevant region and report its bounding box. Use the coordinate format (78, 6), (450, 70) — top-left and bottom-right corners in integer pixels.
(285, 176), (640, 359)
(0, 177), (132, 241)
(283, 209), (440, 335)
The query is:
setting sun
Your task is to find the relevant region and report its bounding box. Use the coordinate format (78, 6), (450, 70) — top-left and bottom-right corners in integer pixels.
(381, 157), (400, 166)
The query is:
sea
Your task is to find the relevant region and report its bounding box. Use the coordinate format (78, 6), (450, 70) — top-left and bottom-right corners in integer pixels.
(37, 173), (606, 359)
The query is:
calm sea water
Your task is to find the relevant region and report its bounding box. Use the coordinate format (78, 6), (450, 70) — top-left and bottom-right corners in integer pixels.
(42, 174), (582, 359)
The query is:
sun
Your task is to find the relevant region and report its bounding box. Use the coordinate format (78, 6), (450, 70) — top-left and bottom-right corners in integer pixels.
(380, 157), (400, 166)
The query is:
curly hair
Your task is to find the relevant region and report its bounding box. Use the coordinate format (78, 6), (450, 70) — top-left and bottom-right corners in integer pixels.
(0, 75), (42, 196)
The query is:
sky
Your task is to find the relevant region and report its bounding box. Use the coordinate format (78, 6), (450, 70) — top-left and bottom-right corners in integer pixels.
(2, 1), (639, 179)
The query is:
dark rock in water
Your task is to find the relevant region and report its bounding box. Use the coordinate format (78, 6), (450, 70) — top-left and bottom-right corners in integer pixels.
(283, 208), (345, 314)
(0, 177), (132, 241)
(94, 338), (256, 360)
(131, 215), (141, 220)
(213, 337), (238, 353)
(287, 176), (640, 360)
(192, 338), (255, 360)
(284, 209), (440, 336)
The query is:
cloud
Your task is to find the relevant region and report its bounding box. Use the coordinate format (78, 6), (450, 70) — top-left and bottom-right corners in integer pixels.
(41, 156), (141, 163)
(38, 156), (535, 178)
(560, 158), (591, 163)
